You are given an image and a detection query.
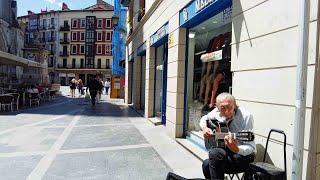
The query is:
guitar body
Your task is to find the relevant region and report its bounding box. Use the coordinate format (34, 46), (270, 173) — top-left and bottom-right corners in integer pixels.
(204, 119), (255, 150)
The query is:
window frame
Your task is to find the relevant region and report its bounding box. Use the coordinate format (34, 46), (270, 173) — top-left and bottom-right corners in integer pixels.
(72, 19), (77, 28)
(72, 32), (77, 41)
(80, 19), (86, 28)
(97, 19), (103, 28)
(106, 19), (111, 28)
(106, 32), (111, 41)
(97, 31), (102, 41)
(105, 44), (111, 54)
(80, 32), (85, 41)
(97, 44), (102, 54)
(71, 44), (77, 54)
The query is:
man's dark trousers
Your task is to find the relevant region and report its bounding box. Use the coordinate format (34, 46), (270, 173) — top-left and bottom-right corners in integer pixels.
(90, 90), (97, 106)
(202, 148), (254, 180)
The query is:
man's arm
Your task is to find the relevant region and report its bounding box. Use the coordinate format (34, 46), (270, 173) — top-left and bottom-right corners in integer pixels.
(199, 112), (214, 139)
(238, 114), (256, 156)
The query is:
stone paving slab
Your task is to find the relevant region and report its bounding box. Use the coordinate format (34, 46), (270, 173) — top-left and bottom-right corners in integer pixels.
(0, 155), (42, 180)
(76, 116), (130, 125)
(0, 127), (65, 153)
(43, 147), (171, 180)
(61, 125), (148, 150)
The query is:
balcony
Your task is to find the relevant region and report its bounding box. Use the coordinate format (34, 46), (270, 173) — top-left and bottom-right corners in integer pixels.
(60, 38), (70, 44)
(59, 51), (69, 57)
(47, 36), (56, 42)
(60, 25), (70, 31)
(39, 25), (47, 30)
(49, 24), (55, 29)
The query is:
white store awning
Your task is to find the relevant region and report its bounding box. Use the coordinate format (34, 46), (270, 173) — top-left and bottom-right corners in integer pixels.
(0, 50), (41, 68)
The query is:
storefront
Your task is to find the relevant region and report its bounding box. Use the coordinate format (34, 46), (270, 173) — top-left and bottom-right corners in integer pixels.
(128, 53), (134, 104)
(137, 42), (146, 111)
(180, 0), (232, 146)
(150, 23), (169, 124)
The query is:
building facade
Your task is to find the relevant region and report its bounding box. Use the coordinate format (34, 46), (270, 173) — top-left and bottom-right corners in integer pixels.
(122, 0), (320, 179)
(18, 0), (114, 85)
(0, 0), (42, 88)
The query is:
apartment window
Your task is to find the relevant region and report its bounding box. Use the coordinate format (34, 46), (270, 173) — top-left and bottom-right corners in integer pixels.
(105, 44), (111, 53)
(98, 59), (101, 69)
(106, 19), (111, 28)
(81, 19), (86, 28)
(97, 32), (102, 41)
(71, 45), (77, 54)
(51, 31), (55, 40)
(63, 33), (68, 41)
(49, 57), (54, 67)
(106, 59), (110, 69)
(43, 19), (47, 28)
(72, 58), (76, 68)
(64, 20), (68, 27)
(80, 32), (85, 41)
(80, 58), (84, 68)
(72, 32), (77, 41)
(80, 45), (85, 54)
(97, 19), (103, 28)
(97, 45), (102, 54)
(51, 18), (54, 27)
(72, 19), (77, 28)
(106, 32), (111, 41)
(63, 59), (67, 68)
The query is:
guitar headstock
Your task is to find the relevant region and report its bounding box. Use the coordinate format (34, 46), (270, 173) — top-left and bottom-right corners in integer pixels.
(236, 131), (255, 141)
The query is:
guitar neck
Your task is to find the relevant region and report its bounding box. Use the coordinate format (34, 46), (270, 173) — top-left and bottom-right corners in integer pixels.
(214, 132), (236, 140)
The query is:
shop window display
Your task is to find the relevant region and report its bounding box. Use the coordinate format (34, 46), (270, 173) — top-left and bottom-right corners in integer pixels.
(186, 17), (232, 134)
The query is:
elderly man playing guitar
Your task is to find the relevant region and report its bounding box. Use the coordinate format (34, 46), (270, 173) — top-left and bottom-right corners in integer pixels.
(200, 92), (256, 180)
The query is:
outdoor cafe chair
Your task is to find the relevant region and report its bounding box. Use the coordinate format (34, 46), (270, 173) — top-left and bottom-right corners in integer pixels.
(0, 95), (14, 112)
(28, 93), (40, 107)
(7, 93), (20, 110)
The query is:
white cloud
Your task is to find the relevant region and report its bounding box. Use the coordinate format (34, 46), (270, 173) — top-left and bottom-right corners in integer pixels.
(44, 0), (56, 4)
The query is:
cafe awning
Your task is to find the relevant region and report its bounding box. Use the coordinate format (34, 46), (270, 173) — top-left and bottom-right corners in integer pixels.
(0, 50), (41, 68)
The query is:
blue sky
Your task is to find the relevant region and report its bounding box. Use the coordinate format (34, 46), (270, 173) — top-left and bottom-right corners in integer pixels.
(17, 0), (114, 16)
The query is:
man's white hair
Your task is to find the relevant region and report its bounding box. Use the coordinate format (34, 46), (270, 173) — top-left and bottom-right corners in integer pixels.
(216, 92), (236, 106)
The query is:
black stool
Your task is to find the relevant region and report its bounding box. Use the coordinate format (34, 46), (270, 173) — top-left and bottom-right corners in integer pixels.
(249, 129), (287, 180)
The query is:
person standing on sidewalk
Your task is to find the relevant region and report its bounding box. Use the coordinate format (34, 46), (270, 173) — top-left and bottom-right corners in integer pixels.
(87, 75), (102, 107)
(104, 79), (111, 95)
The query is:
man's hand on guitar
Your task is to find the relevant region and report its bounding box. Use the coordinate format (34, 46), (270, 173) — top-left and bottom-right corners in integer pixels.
(203, 127), (214, 139)
(224, 133), (239, 153)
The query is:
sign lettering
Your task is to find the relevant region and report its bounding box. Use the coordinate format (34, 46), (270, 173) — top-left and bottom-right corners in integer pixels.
(195, 0), (218, 12)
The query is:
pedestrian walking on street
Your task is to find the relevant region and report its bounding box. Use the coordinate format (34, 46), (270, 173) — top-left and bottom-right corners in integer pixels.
(77, 79), (84, 95)
(104, 79), (111, 95)
(97, 78), (103, 103)
(69, 78), (77, 98)
(87, 75), (103, 107)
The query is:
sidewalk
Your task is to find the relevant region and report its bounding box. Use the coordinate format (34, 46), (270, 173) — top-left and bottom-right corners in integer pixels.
(61, 86), (205, 178)
(0, 86), (204, 179)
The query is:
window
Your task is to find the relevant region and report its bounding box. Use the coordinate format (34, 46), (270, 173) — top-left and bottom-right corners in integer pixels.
(72, 58), (76, 68)
(72, 32), (77, 41)
(97, 19), (103, 28)
(106, 19), (111, 28)
(80, 58), (84, 68)
(106, 32), (111, 41)
(63, 59), (67, 68)
(81, 19), (86, 28)
(106, 59), (110, 69)
(97, 32), (102, 41)
(71, 45), (77, 54)
(105, 44), (111, 54)
(80, 32), (85, 41)
(63, 33), (68, 41)
(72, 19), (77, 28)
(43, 19), (47, 29)
(50, 18), (54, 27)
(49, 57), (54, 67)
(63, 20), (68, 27)
(80, 45), (85, 54)
(98, 59), (101, 69)
(97, 45), (102, 54)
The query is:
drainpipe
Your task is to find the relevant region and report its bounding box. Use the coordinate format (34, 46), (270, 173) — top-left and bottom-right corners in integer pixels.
(292, 0), (310, 179)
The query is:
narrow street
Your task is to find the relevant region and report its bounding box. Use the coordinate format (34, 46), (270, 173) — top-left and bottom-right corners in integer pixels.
(0, 87), (203, 180)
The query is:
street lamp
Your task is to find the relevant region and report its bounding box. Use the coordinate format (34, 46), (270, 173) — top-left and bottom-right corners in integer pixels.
(111, 15), (119, 27)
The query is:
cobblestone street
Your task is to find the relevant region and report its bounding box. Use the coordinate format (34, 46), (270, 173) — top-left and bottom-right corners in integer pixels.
(0, 87), (203, 180)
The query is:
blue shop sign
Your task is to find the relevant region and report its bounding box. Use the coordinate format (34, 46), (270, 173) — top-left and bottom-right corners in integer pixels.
(150, 23), (169, 47)
(179, 0), (232, 28)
